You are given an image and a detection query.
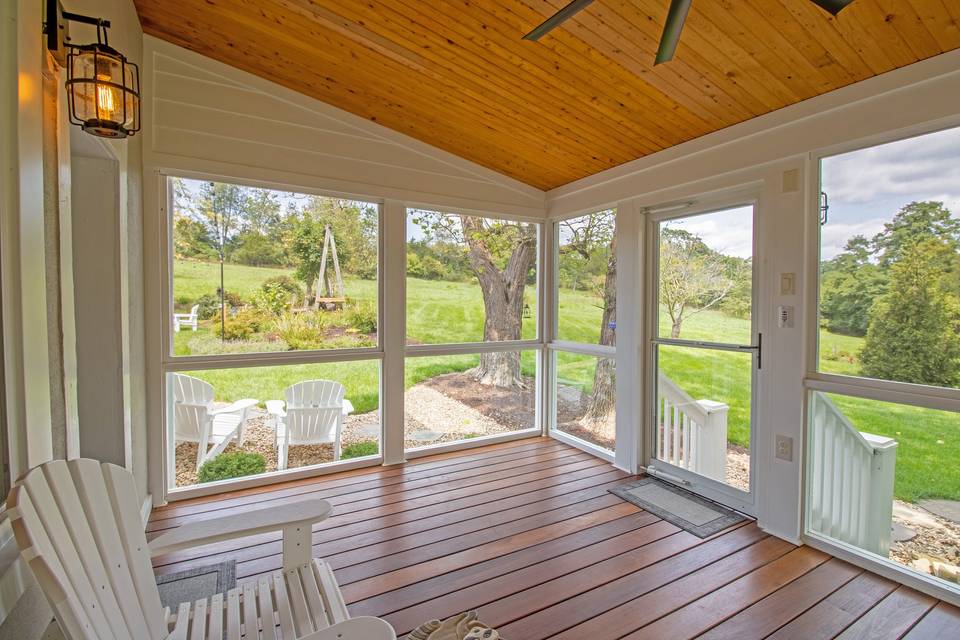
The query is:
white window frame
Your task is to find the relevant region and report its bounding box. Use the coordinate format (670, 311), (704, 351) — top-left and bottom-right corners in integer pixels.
(802, 123), (960, 606)
(401, 208), (546, 459)
(158, 171), (387, 500)
(547, 209), (619, 465)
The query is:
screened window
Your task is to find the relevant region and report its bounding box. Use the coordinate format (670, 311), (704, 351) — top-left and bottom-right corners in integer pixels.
(818, 127), (960, 390)
(406, 210), (538, 345)
(171, 178), (378, 357)
(164, 177), (382, 491)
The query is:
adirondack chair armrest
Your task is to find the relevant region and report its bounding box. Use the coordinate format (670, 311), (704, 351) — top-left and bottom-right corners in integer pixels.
(148, 495), (332, 558)
(209, 398), (259, 416)
(299, 617), (397, 640)
(342, 398), (354, 416)
(266, 399), (286, 418)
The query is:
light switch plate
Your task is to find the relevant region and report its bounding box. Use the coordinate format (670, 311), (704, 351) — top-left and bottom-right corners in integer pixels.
(780, 273), (796, 295)
(775, 434), (794, 462)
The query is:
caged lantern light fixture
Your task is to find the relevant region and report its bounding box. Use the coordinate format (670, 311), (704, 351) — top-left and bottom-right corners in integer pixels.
(45, 1), (141, 139)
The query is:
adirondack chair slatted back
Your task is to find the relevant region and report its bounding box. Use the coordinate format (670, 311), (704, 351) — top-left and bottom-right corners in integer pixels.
(285, 380), (346, 445)
(172, 373), (214, 443)
(7, 459), (167, 640)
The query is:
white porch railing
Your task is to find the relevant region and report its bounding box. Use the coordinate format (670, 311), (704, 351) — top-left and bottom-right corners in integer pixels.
(656, 373), (729, 482)
(808, 391), (898, 557)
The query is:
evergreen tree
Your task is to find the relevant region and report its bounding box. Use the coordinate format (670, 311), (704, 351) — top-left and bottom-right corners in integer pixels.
(860, 239), (960, 387)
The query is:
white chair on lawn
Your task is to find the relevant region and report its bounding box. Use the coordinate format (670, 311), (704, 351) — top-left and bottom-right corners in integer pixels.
(6, 458), (396, 640)
(172, 373), (258, 470)
(267, 381), (354, 471)
(173, 305), (199, 332)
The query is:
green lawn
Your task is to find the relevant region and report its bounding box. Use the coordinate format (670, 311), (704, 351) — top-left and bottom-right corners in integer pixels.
(173, 260), (960, 502)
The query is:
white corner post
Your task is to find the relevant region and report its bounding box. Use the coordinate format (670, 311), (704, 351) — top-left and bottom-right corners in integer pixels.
(381, 199), (406, 466)
(614, 200), (644, 474)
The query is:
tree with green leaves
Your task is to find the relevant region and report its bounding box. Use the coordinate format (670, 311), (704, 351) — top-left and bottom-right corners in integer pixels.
(411, 211), (537, 388)
(873, 201), (960, 268)
(193, 181), (247, 340)
(289, 197), (379, 298)
(860, 239), (960, 387)
(819, 235), (887, 336)
(659, 228), (736, 338)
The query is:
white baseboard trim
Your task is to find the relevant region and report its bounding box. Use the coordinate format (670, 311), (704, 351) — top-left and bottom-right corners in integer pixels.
(140, 494), (153, 529)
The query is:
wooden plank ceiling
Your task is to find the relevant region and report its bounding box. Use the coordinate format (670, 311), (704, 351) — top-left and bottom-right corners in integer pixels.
(133, 0), (960, 190)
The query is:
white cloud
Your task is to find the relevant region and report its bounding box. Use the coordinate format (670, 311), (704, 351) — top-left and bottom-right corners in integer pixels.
(663, 206), (754, 258)
(823, 127), (960, 214)
(820, 218), (887, 260)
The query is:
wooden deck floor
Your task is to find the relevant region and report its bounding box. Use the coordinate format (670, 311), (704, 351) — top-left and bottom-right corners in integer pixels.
(148, 437), (960, 639)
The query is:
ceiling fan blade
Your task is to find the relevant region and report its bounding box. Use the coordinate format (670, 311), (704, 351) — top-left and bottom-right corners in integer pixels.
(523, 0), (595, 41)
(808, 0), (856, 15)
(654, 0), (693, 65)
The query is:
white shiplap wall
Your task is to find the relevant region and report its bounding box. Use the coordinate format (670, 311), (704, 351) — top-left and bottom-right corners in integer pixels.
(143, 37), (546, 217)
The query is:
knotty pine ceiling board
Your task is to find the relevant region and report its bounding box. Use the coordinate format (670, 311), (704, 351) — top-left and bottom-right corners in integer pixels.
(134, 0), (960, 190)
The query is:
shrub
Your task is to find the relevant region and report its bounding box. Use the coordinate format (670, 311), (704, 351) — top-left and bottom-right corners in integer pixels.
(345, 302), (377, 334)
(198, 452), (266, 483)
(252, 276), (303, 316)
(215, 309), (271, 341)
(342, 441), (379, 459)
(196, 291), (244, 320)
(272, 311), (327, 350)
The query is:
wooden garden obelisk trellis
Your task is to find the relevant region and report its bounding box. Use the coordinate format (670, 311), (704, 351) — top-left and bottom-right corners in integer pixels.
(314, 224), (346, 309)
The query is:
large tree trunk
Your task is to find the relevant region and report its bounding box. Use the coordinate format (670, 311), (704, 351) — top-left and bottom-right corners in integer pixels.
(460, 215), (536, 388)
(585, 228), (617, 421)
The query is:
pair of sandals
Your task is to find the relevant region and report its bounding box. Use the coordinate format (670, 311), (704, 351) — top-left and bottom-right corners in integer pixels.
(408, 611), (500, 640)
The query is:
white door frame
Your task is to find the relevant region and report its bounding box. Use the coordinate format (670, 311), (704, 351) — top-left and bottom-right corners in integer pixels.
(643, 193), (764, 516)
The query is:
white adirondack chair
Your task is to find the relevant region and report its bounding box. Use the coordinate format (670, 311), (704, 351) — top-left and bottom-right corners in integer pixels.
(173, 305), (199, 332)
(172, 373), (258, 470)
(6, 459), (396, 640)
(266, 381), (354, 471)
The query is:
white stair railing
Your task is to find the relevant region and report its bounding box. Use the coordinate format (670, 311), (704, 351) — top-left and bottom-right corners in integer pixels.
(808, 391), (898, 556)
(656, 373), (729, 482)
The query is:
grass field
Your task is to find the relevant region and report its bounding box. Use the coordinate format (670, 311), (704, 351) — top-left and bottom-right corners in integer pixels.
(173, 259), (959, 502)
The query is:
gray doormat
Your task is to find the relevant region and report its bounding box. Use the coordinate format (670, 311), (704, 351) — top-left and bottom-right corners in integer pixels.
(155, 561), (236, 609)
(610, 477), (746, 538)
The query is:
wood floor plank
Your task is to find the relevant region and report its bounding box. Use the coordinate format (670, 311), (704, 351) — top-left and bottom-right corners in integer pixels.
(621, 547), (831, 640)
(151, 438), (560, 520)
(153, 465), (629, 573)
(149, 439), (960, 640)
(339, 502), (640, 601)
(767, 572), (899, 640)
(698, 558), (862, 639)
(836, 587), (938, 640)
(329, 495), (636, 586)
(534, 535), (796, 640)
(902, 601), (960, 639)
(149, 444), (585, 532)
(348, 511), (658, 618)
(236, 479), (634, 578)
(381, 519), (683, 636)
(493, 524), (777, 639)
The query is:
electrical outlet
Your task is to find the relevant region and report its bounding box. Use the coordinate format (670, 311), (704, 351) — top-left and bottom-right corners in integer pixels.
(775, 434), (794, 462)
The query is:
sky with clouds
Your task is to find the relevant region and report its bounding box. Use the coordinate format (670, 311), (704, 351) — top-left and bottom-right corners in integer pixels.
(820, 126), (960, 259)
(661, 126), (960, 261)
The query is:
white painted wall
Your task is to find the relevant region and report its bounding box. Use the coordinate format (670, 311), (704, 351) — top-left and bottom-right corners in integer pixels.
(546, 49), (960, 544)
(71, 153), (128, 467)
(142, 37), (546, 218)
(0, 0), (147, 634)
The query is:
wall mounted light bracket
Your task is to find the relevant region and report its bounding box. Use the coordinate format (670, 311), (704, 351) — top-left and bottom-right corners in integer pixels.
(44, 0), (140, 139)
